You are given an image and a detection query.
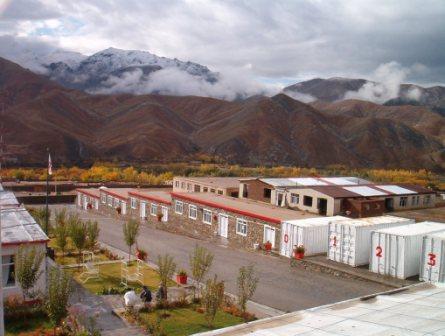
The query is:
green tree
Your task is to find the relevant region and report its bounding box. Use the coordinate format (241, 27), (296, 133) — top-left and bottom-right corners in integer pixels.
(86, 220), (100, 251)
(31, 207), (52, 235)
(68, 213), (87, 265)
(46, 268), (72, 335)
(123, 219), (140, 262)
(237, 264), (259, 318)
(53, 209), (69, 260)
(202, 275), (225, 327)
(15, 246), (45, 300)
(157, 254), (176, 302)
(189, 245), (214, 299)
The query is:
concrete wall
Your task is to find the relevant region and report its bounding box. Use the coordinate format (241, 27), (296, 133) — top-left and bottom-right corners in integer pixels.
(390, 194), (436, 211)
(284, 188), (335, 216)
(172, 177), (238, 197)
(127, 195), (170, 225)
(2, 243), (47, 300)
(239, 180), (273, 203)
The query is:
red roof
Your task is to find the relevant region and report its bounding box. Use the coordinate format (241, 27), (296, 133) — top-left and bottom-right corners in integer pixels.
(76, 188), (101, 199)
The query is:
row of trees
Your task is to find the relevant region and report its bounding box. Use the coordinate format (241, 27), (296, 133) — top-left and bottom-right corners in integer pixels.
(2, 164), (443, 188)
(155, 245), (258, 327)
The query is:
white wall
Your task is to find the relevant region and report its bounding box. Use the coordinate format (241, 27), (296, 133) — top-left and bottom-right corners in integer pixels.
(2, 243), (47, 300)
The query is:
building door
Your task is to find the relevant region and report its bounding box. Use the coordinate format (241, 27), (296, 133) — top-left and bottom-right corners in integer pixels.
(140, 202), (146, 218)
(276, 192), (285, 206)
(264, 226), (276, 248)
(385, 198), (394, 211)
(162, 206), (168, 222)
(121, 201), (127, 215)
(317, 198), (328, 215)
(83, 196), (88, 210)
(94, 199), (99, 210)
(218, 214), (229, 238)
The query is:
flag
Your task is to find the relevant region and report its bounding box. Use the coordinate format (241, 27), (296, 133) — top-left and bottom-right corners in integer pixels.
(48, 153), (52, 176)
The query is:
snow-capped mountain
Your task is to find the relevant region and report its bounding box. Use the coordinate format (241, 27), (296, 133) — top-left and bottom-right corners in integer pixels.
(45, 47), (219, 94)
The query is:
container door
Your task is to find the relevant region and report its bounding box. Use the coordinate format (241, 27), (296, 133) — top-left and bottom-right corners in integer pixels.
(264, 226), (276, 248)
(422, 237), (444, 283)
(342, 225), (352, 265)
(389, 235), (399, 277)
(140, 202), (146, 218)
(162, 206), (168, 222)
(281, 222), (291, 257)
(328, 223), (341, 262)
(218, 214), (229, 238)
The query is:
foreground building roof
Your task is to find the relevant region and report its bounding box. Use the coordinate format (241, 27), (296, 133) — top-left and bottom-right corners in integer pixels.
(171, 192), (319, 224)
(1, 207), (49, 245)
(0, 191), (19, 207)
(195, 283), (445, 336)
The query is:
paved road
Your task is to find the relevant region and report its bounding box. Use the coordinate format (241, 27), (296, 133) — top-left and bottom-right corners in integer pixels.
(51, 205), (390, 312)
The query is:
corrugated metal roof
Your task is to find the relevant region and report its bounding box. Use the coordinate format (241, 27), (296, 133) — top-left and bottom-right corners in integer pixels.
(260, 178), (298, 187)
(1, 207), (49, 244)
(343, 186), (388, 197)
(375, 221), (445, 236)
(288, 177), (328, 186)
(0, 191), (19, 207)
(376, 185), (416, 195)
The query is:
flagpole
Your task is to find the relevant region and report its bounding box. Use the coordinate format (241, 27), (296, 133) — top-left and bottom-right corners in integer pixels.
(45, 148), (49, 234)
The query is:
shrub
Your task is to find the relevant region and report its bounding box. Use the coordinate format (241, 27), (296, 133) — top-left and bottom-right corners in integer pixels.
(201, 275), (225, 327)
(237, 264), (259, 319)
(15, 245), (45, 300)
(123, 219), (140, 262)
(157, 254), (176, 302)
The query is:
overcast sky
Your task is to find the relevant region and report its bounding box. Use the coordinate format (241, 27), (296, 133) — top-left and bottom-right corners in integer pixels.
(0, 0), (444, 86)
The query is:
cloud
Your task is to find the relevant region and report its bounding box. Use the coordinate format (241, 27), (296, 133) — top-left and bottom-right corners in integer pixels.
(0, 1), (444, 86)
(343, 62), (426, 104)
(405, 87), (422, 101)
(282, 90), (317, 103)
(92, 67), (281, 100)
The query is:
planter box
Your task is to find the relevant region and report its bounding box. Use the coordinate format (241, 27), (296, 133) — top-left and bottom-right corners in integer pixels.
(176, 274), (187, 285)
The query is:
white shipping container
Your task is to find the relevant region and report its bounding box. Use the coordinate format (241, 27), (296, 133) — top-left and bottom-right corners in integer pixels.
(280, 216), (348, 257)
(328, 216), (414, 267)
(420, 231), (445, 283)
(370, 222), (445, 279)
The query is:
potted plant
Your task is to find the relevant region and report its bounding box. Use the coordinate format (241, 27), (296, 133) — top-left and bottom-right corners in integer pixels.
(136, 248), (147, 261)
(293, 245), (305, 260)
(264, 241), (272, 252)
(176, 269), (188, 285)
(157, 212), (163, 222)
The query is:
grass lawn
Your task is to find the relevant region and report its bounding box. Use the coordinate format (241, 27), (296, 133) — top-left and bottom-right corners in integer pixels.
(68, 261), (175, 294)
(138, 305), (244, 336)
(48, 237), (111, 265)
(5, 314), (53, 336)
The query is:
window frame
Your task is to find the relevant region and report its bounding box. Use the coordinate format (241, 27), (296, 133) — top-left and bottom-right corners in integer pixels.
(189, 205), (197, 220)
(175, 200), (184, 214)
(303, 196), (313, 207)
(130, 197), (137, 209)
(101, 194), (106, 204)
(150, 203), (158, 216)
(236, 218), (248, 236)
(291, 193), (299, 204)
(399, 196), (408, 207)
(2, 255), (16, 288)
(203, 209), (212, 224)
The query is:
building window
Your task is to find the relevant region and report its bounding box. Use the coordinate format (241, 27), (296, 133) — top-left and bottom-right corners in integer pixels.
(189, 205), (197, 220)
(303, 196), (313, 207)
(130, 197), (137, 209)
(150, 203), (158, 216)
(2, 255), (15, 287)
(236, 218), (248, 236)
(175, 181), (179, 187)
(217, 190), (223, 195)
(424, 195), (431, 205)
(187, 183), (192, 191)
(107, 195), (113, 207)
(203, 209), (212, 224)
(175, 201), (183, 214)
(263, 188), (272, 199)
(210, 189), (216, 193)
(194, 185), (201, 192)
(203, 187), (208, 192)
(181, 182), (185, 189)
(114, 198), (120, 208)
(412, 196), (420, 206)
(399, 197), (408, 207)
(230, 191), (239, 198)
(291, 193), (299, 204)
(101, 194), (106, 204)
